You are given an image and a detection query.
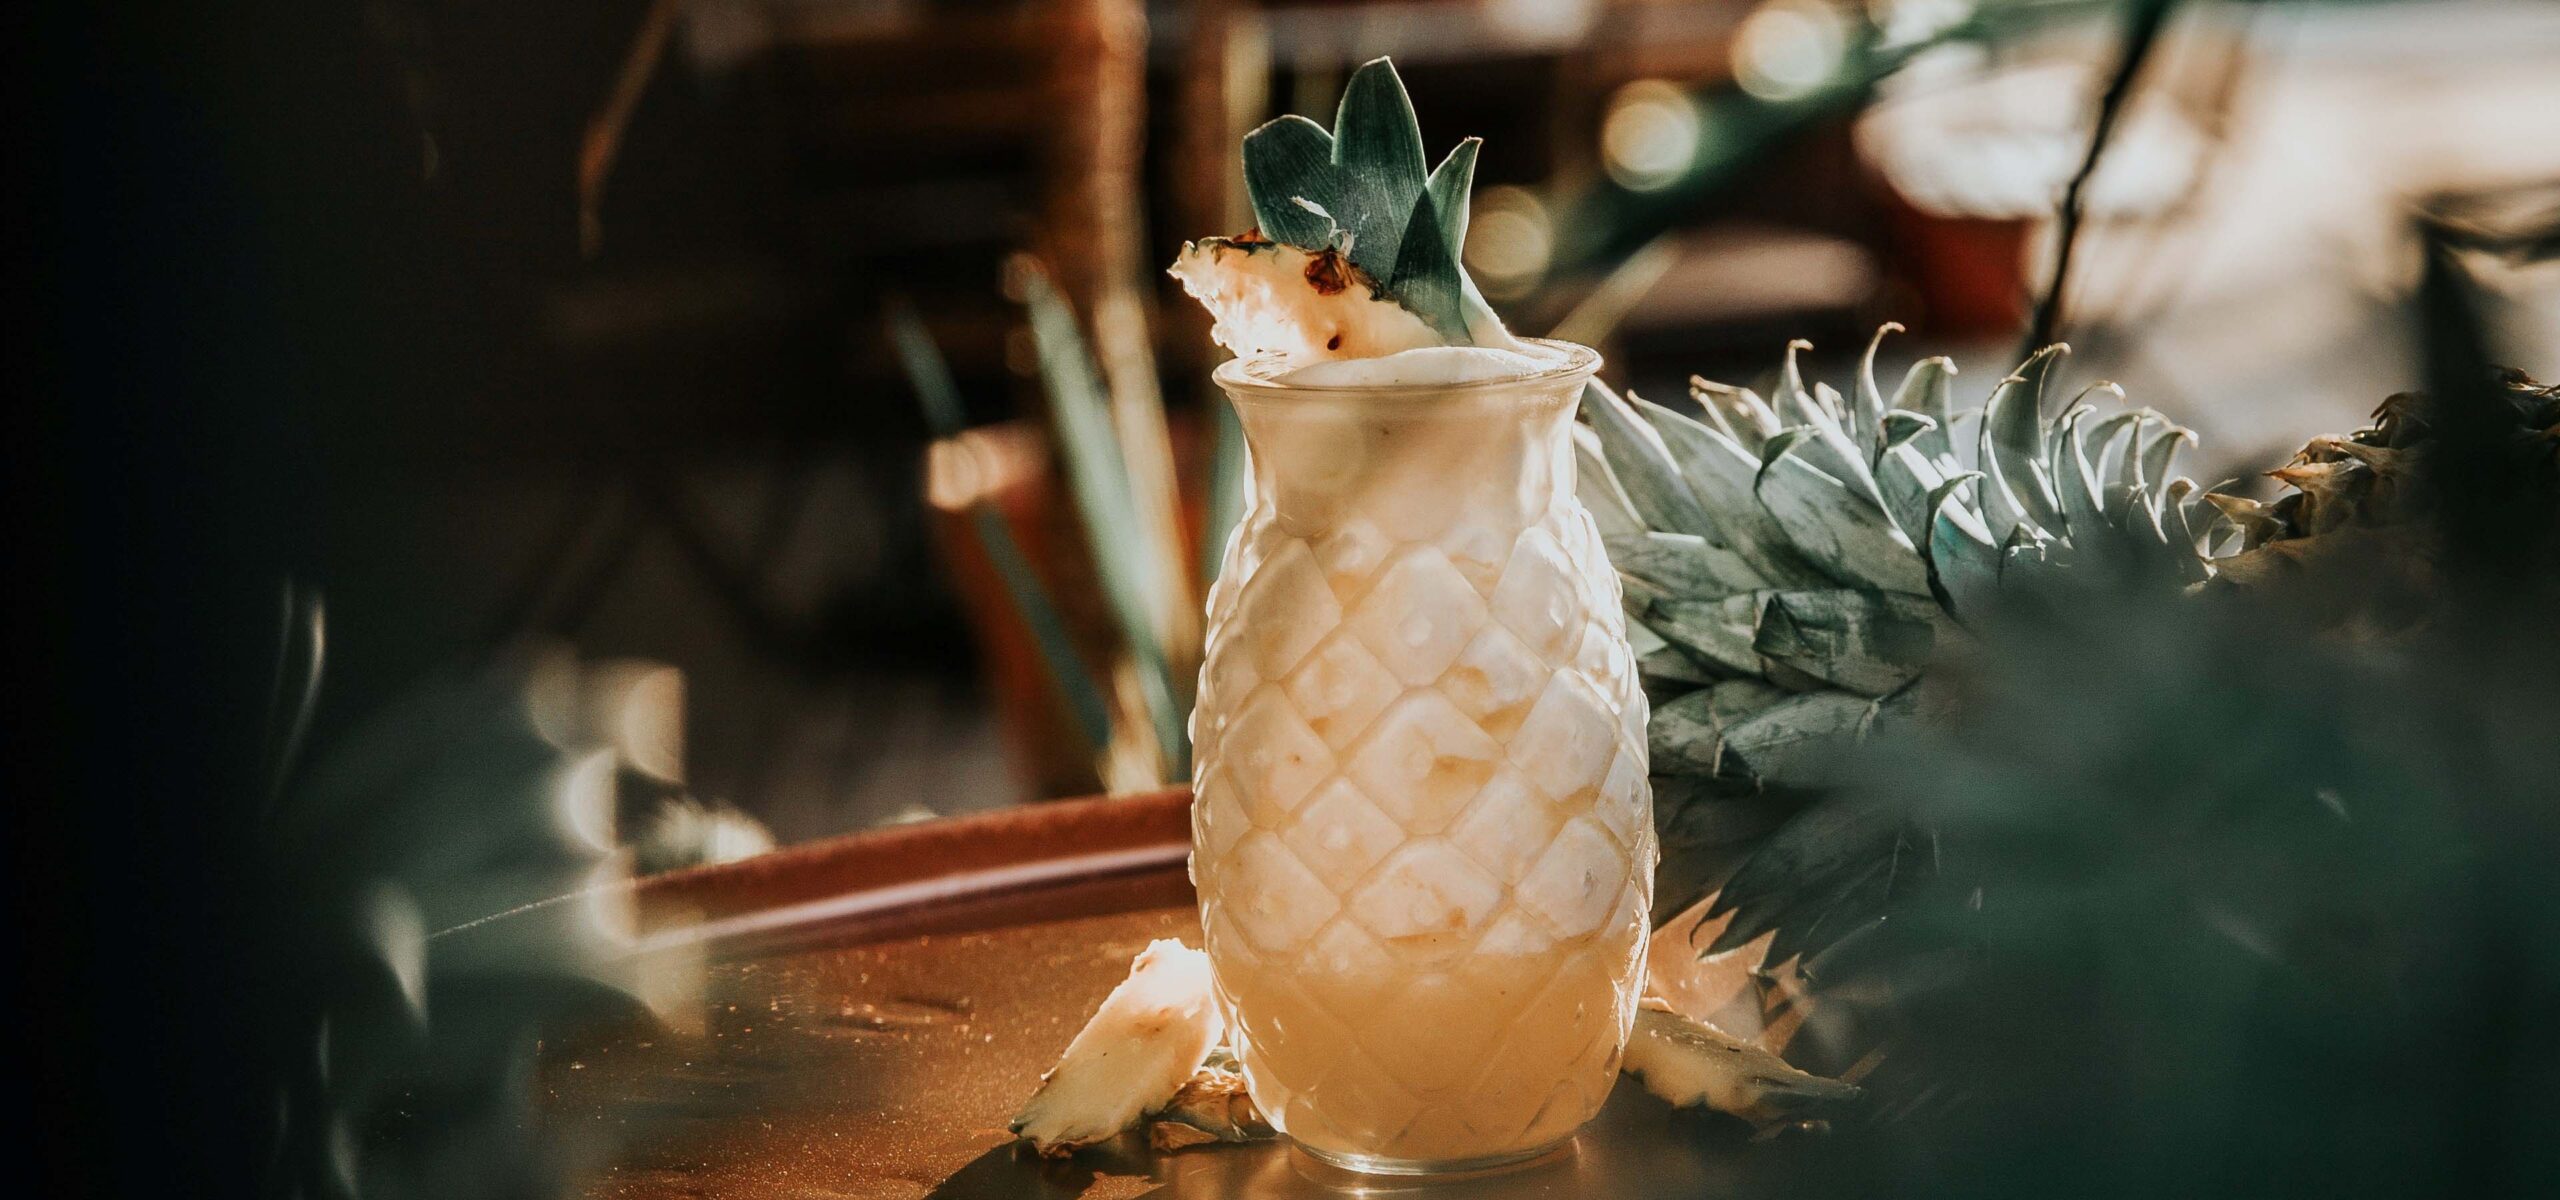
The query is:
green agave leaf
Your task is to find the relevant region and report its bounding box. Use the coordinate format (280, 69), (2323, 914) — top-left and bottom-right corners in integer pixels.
(1606, 531), (1765, 602)
(1804, 382), (1891, 507)
(2085, 410), (2147, 512)
(1758, 851), (1897, 968)
(1021, 271), (1187, 775)
(1571, 424), (1646, 537)
(1631, 395), (1827, 587)
(1651, 780), (1802, 927)
(1891, 356), (1962, 474)
(1641, 644), (1719, 687)
(1704, 785), (1898, 955)
(1649, 690), (1733, 775)
(1201, 392), (1246, 585)
(1582, 380), (1719, 537)
(1997, 523), (2060, 592)
(1716, 691), (1883, 793)
(889, 302), (1115, 758)
(1926, 472), (2001, 621)
(2053, 407), (2111, 546)
(1776, 339), (1827, 424)
(1691, 378), (1779, 454)
(1753, 589), (1942, 697)
(2162, 481), (2214, 582)
(1980, 357), (2066, 537)
(1648, 592), (1771, 678)
(1648, 678), (1791, 775)
(1628, 615), (1670, 658)
(1851, 323), (1902, 463)
(2139, 423), (2196, 518)
(1755, 436), (1931, 596)
(1874, 438), (1950, 551)
(1879, 410), (1937, 453)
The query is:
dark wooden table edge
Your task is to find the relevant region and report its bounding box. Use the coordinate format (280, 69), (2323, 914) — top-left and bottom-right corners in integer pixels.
(636, 788), (1196, 957)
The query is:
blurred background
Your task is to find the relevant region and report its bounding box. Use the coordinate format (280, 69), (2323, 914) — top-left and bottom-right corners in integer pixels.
(22, 0), (2560, 875)
(15, 1), (2558, 1195)
(191, 0), (2556, 842)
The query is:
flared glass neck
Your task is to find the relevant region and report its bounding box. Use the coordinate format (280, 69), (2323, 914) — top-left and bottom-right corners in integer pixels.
(1213, 340), (1603, 541)
(1211, 339), (1601, 411)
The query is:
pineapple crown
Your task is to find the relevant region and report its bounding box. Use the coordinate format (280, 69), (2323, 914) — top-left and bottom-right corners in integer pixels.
(1241, 57), (1484, 342)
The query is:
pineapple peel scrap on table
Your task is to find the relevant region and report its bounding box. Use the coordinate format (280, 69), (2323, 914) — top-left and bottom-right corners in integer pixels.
(1619, 998), (1862, 1133)
(1010, 939), (1231, 1156)
(1013, 945), (1856, 1157)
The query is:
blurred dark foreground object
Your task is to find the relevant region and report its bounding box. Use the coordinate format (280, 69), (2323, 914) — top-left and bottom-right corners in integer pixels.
(1705, 244), (2560, 1198)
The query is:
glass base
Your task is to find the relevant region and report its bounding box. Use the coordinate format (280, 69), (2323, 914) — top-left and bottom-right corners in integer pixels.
(1295, 1135), (1574, 1178)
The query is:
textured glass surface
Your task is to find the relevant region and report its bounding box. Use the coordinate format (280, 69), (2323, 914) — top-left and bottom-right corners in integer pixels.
(1192, 343), (1656, 1169)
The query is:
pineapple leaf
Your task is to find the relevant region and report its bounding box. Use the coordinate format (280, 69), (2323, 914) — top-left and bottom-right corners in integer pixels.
(1424, 137), (1481, 253)
(1237, 58), (1479, 342)
(1240, 116), (1337, 249)
(1754, 590), (1942, 697)
(1386, 192), (1469, 338)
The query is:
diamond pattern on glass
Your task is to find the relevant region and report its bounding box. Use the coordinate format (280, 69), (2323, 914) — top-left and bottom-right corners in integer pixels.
(1194, 767), (1252, 861)
(1515, 817), (1624, 938)
(1227, 831), (1341, 956)
(1231, 539), (1342, 678)
(1439, 519), (1516, 596)
(1590, 748), (1649, 848)
(1310, 516), (1394, 605)
(1281, 632), (1401, 749)
(1344, 691), (1503, 834)
(1440, 625), (1547, 740)
(1509, 672), (1621, 803)
(1446, 767), (1562, 881)
(1223, 686), (1335, 823)
(1345, 840), (1503, 950)
(1281, 778), (1406, 894)
(1193, 427), (1653, 1164)
(1345, 546), (1490, 686)
(1488, 526), (1584, 658)
(1474, 903), (1560, 957)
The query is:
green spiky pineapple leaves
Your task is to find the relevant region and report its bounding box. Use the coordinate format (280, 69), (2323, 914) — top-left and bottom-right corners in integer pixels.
(1242, 58), (1488, 342)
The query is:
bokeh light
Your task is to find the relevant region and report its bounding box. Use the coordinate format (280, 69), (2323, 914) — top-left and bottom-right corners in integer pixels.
(1602, 81), (1704, 192)
(1735, 0), (1853, 102)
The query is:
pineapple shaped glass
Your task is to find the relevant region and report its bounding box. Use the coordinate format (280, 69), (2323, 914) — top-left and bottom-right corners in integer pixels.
(1191, 341), (1653, 1174)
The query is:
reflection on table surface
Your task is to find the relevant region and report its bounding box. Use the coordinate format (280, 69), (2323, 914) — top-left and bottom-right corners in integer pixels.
(544, 906), (1848, 1198)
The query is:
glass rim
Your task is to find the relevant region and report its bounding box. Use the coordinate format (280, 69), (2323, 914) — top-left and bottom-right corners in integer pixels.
(1211, 338), (1602, 400)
